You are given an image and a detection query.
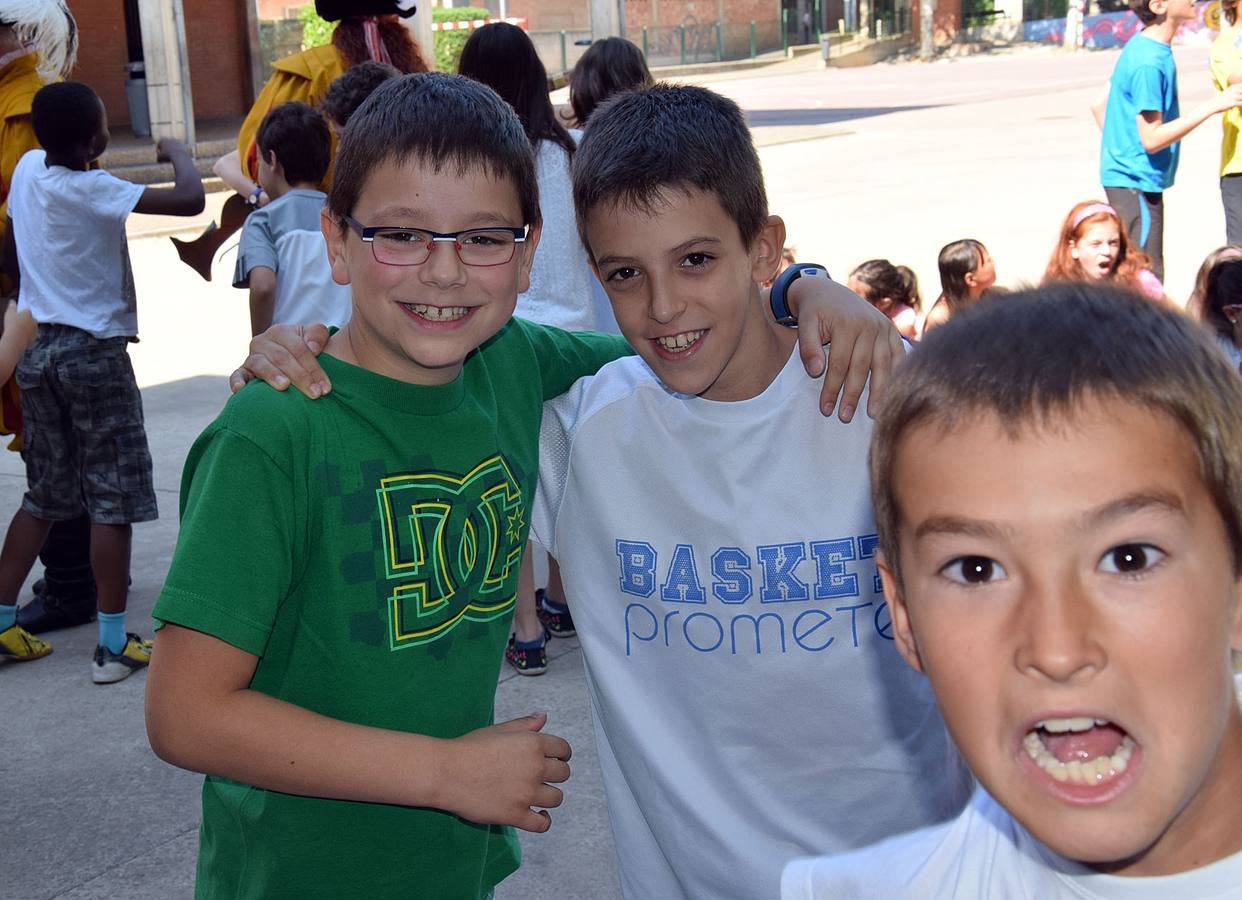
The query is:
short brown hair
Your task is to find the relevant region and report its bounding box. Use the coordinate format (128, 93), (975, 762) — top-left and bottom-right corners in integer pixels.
(869, 282), (1242, 587)
(1129, 0), (1161, 25)
(327, 73), (539, 228)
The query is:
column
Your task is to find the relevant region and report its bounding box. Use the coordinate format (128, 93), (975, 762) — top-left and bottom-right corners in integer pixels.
(136, 0), (195, 144)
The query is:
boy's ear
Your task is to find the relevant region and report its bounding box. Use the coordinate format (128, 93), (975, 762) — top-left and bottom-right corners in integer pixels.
(516, 222), (542, 295)
(878, 552), (925, 674)
(750, 215), (787, 286)
(320, 208), (352, 286)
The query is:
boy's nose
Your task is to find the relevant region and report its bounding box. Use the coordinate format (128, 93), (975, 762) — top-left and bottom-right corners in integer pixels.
(1012, 577), (1106, 683)
(647, 282), (686, 324)
(419, 240), (467, 287)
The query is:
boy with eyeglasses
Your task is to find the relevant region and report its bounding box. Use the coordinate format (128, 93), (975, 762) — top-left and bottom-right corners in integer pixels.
(145, 73), (888, 897)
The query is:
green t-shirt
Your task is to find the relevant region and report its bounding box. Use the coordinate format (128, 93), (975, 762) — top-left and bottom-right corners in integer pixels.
(153, 318), (630, 899)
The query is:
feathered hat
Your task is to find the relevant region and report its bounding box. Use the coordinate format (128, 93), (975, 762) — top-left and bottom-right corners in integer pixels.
(314, 1), (416, 21)
(0, 0), (77, 81)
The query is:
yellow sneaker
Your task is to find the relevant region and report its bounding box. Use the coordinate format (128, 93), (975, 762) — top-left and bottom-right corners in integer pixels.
(0, 623), (53, 661)
(92, 632), (151, 684)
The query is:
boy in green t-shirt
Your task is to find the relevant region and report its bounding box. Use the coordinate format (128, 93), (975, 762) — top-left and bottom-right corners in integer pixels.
(145, 73), (625, 898)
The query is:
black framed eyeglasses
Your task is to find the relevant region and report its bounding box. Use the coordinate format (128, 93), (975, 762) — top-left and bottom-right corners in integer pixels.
(340, 216), (528, 267)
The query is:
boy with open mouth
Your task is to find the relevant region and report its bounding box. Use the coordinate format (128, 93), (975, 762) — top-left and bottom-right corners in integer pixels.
(784, 283), (1242, 899)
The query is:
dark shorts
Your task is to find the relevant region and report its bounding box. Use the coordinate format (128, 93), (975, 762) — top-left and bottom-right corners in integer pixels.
(1222, 174), (1242, 246)
(1104, 186), (1164, 281)
(15, 325), (157, 525)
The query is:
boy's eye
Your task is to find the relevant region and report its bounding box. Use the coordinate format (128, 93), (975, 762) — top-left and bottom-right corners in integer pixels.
(459, 231), (506, 247)
(1098, 543), (1164, 575)
(376, 229), (426, 244)
(940, 555), (1006, 585)
(680, 252), (713, 268)
(606, 266), (640, 283)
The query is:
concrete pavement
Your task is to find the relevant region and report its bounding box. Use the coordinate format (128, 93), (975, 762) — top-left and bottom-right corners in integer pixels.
(3, 43), (1234, 899)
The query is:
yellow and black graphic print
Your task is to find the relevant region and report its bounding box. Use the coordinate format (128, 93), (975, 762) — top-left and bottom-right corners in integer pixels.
(377, 455), (525, 650)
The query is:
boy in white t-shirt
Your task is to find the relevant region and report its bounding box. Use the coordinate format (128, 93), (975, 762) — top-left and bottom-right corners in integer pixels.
(784, 284), (1242, 899)
(232, 101), (350, 336)
(0, 81), (204, 680)
(526, 83), (970, 899)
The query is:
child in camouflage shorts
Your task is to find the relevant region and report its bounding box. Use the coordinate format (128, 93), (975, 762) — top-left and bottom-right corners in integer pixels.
(0, 81), (203, 681)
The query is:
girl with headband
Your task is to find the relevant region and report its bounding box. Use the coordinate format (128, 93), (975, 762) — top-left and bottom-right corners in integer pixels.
(1043, 200), (1165, 302)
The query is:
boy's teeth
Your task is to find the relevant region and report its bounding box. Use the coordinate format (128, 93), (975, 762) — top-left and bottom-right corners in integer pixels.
(1036, 716), (1098, 733)
(407, 304), (468, 321)
(1023, 730), (1135, 785)
(656, 330), (704, 350)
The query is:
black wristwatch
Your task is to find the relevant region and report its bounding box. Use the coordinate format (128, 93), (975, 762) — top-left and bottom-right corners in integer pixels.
(770, 263), (831, 327)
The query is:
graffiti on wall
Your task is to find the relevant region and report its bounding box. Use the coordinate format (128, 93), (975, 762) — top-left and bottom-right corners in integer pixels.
(1024, 0), (1223, 47)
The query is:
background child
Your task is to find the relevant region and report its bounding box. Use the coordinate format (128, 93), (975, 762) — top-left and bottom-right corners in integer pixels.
(1212, 0), (1242, 243)
(921, 238), (994, 335)
(566, 36), (651, 338)
(848, 258), (919, 340)
(567, 36), (653, 128)
(1098, 0), (1242, 279)
(318, 59), (399, 133)
(784, 283), (1242, 898)
(232, 100), (350, 336)
(0, 81), (203, 679)
(0, 0), (98, 635)
(1042, 200), (1164, 301)
(1187, 243), (1242, 319)
(1197, 256), (1242, 369)
(458, 22), (602, 674)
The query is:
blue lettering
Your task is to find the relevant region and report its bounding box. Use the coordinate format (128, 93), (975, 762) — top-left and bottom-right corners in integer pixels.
(663, 608), (681, 646)
(835, 601), (873, 647)
(711, 547), (752, 604)
(757, 543), (809, 603)
(792, 608), (834, 651)
(683, 612), (724, 652)
(858, 534), (883, 595)
(875, 600), (894, 640)
(810, 538), (859, 600)
(661, 543), (707, 603)
(617, 540), (657, 598)
(730, 612), (787, 654)
(624, 603), (657, 656)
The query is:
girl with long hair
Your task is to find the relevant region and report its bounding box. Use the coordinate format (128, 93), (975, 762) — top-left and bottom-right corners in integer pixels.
(1042, 200), (1164, 301)
(921, 238), (995, 335)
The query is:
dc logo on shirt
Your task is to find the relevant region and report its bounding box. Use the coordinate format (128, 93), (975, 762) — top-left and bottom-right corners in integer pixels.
(376, 455), (525, 649)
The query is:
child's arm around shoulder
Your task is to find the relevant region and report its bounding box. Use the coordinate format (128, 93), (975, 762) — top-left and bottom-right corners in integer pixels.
(145, 625), (569, 832)
(132, 138), (205, 217)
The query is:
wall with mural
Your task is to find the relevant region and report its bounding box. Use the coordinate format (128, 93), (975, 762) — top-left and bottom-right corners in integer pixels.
(1024, 0), (1224, 47)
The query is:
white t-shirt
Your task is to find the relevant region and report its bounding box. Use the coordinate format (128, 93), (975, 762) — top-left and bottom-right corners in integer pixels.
(516, 137), (606, 332)
(8, 149), (144, 338)
(531, 349), (972, 900)
(783, 673), (1242, 900)
(232, 188), (351, 329)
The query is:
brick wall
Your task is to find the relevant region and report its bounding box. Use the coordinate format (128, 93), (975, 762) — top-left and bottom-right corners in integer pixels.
(68, 2), (131, 128)
(69, 0), (252, 130)
(911, 0), (963, 42)
(185, 0), (251, 120)
(507, 0), (592, 30)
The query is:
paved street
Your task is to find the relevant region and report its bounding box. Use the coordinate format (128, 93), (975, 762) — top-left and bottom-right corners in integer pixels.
(2, 44), (1229, 899)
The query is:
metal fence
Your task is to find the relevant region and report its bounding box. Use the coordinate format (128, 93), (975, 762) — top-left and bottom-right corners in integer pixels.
(621, 18), (783, 68)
